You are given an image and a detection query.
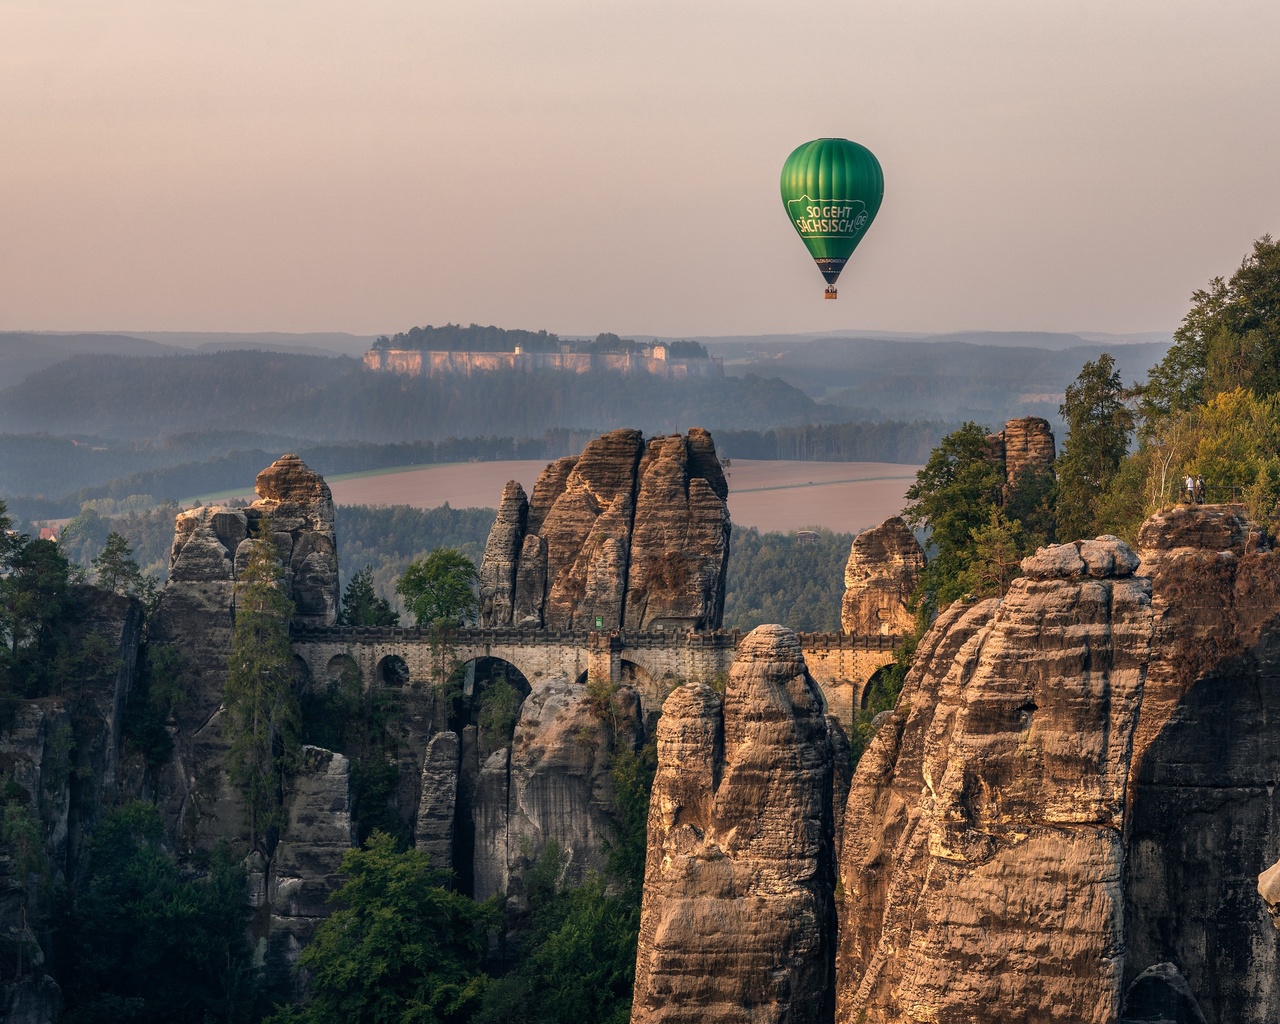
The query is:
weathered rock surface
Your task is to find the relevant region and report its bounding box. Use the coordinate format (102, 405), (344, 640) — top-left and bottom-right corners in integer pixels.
(632, 625), (837, 1024)
(265, 746), (354, 995)
(625, 429), (730, 631)
(840, 517), (924, 636)
(985, 416), (1057, 503)
(478, 428), (731, 631)
(1122, 506), (1280, 1023)
(1000, 415), (1057, 484)
(150, 454), (340, 852)
(415, 731), (461, 870)
(835, 509), (1280, 1023)
(467, 678), (639, 902)
(478, 482), (528, 627)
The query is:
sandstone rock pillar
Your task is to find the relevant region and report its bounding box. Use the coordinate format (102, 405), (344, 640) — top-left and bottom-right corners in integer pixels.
(632, 625), (835, 1024)
(840, 517), (924, 636)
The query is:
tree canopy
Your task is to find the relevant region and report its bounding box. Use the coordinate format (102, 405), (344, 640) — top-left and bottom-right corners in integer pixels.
(1142, 235), (1280, 416)
(1055, 354), (1134, 541)
(396, 549), (479, 628)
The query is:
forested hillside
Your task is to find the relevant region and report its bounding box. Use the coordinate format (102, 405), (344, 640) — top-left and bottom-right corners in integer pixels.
(0, 351), (820, 440)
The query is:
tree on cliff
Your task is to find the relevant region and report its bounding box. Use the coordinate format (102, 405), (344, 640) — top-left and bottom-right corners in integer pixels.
(1142, 235), (1280, 416)
(224, 533), (300, 850)
(338, 566), (400, 627)
(267, 830), (493, 1024)
(91, 531), (155, 605)
(397, 549), (479, 628)
(902, 422), (1004, 611)
(1055, 354), (1134, 541)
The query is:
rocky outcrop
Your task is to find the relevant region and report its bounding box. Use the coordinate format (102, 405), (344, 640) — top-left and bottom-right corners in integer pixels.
(840, 517), (924, 636)
(1121, 506), (1280, 1023)
(149, 454), (340, 851)
(632, 625), (837, 1024)
(834, 507), (1280, 1023)
(263, 746), (354, 995)
(837, 537), (1150, 1023)
(986, 416), (1056, 500)
(478, 482), (528, 627)
(466, 678), (640, 901)
(415, 731), (461, 870)
(478, 428), (730, 631)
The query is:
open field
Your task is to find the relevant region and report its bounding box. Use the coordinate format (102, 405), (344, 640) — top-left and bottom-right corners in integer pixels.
(191, 459), (921, 534)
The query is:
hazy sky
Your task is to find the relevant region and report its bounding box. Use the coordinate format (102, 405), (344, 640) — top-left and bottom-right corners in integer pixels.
(3, 1), (1278, 337)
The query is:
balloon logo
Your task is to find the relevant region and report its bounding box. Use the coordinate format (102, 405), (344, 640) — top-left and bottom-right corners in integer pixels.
(780, 138), (883, 299)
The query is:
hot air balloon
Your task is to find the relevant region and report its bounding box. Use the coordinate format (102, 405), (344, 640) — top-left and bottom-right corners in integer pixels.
(780, 138), (883, 299)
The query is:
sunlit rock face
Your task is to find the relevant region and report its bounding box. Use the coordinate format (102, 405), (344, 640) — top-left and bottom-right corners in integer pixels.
(477, 428), (730, 631)
(632, 625), (838, 1024)
(834, 508), (1280, 1023)
(840, 516), (924, 636)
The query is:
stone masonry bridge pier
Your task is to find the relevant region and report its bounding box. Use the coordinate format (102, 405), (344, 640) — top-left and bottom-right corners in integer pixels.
(291, 625), (900, 730)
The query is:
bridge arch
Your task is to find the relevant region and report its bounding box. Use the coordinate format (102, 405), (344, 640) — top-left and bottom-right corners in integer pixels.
(378, 654), (410, 688)
(326, 653), (360, 684)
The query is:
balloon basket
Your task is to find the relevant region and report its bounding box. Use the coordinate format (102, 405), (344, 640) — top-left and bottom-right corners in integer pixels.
(824, 287), (838, 300)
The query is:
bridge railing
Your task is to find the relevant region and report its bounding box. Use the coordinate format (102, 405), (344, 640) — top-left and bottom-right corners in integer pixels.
(291, 623), (902, 652)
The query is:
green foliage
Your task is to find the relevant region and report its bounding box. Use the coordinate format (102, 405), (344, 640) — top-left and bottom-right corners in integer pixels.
(604, 739), (658, 896)
(123, 643), (188, 769)
(1055, 354), (1134, 541)
(224, 532), (300, 850)
(58, 802), (261, 1024)
(476, 678), (522, 749)
(1184, 388), (1280, 520)
(1, 525), (73, 698)
(397, 549), (479, 628)
(722, 526), (856, 631)
(338, 566), (400, 627)
(902, 422), (1005, 612)
(1142, 235), (1280, 416)
(957, 510), (1028, 599)
(92, 531), (157, 606)
(270, 831), (495, 1024)
(58, 508), (114, 567)
(300, 661), (404, 845)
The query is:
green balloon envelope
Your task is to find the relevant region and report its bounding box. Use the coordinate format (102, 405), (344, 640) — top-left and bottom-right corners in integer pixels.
(780, 138), (883, 287)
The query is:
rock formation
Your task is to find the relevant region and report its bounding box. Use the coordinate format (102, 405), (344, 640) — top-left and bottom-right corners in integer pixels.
(146, 453), (343, 987)
(835, 507), (1280, 1023)
(840, 517), (924, 636)
(632, 625), (838, 1024)
(986, 416), (1056, 499)
(479, 428), (730, 631)
(469, 678), (642, 901)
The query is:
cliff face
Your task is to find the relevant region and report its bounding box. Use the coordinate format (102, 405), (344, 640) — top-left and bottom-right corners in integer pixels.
(147, 453), (343, 990)
(632, 625), (839, 1024)
(840, 516), (924, 636)
(834, 508), (1280, 1023)
(986, 416), (1057, 499)
(837, 537), (1149, 1023)
(478, 428), (730, 631)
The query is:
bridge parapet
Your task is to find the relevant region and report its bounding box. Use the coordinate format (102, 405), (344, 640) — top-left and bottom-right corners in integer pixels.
(290, 624), (902, 730)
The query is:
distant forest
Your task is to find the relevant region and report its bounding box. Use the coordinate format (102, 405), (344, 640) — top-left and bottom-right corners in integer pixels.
(374, 323), (708, 358)
(0, 351), (820, 441)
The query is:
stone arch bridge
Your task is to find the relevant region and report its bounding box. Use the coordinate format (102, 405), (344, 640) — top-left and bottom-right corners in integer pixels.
(291, 625), (900, 729)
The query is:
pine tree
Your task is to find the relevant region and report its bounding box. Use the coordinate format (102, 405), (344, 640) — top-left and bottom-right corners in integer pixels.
(338, 566), (400, 627)
(224, 533), (299, 851)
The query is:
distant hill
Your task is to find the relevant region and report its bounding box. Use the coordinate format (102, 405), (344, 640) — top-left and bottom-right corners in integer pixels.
(127, 331), (376, 358)
(0, 349), (823, 443)
(0, 332), (182, 390)
(707, 336), (1171, 425)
